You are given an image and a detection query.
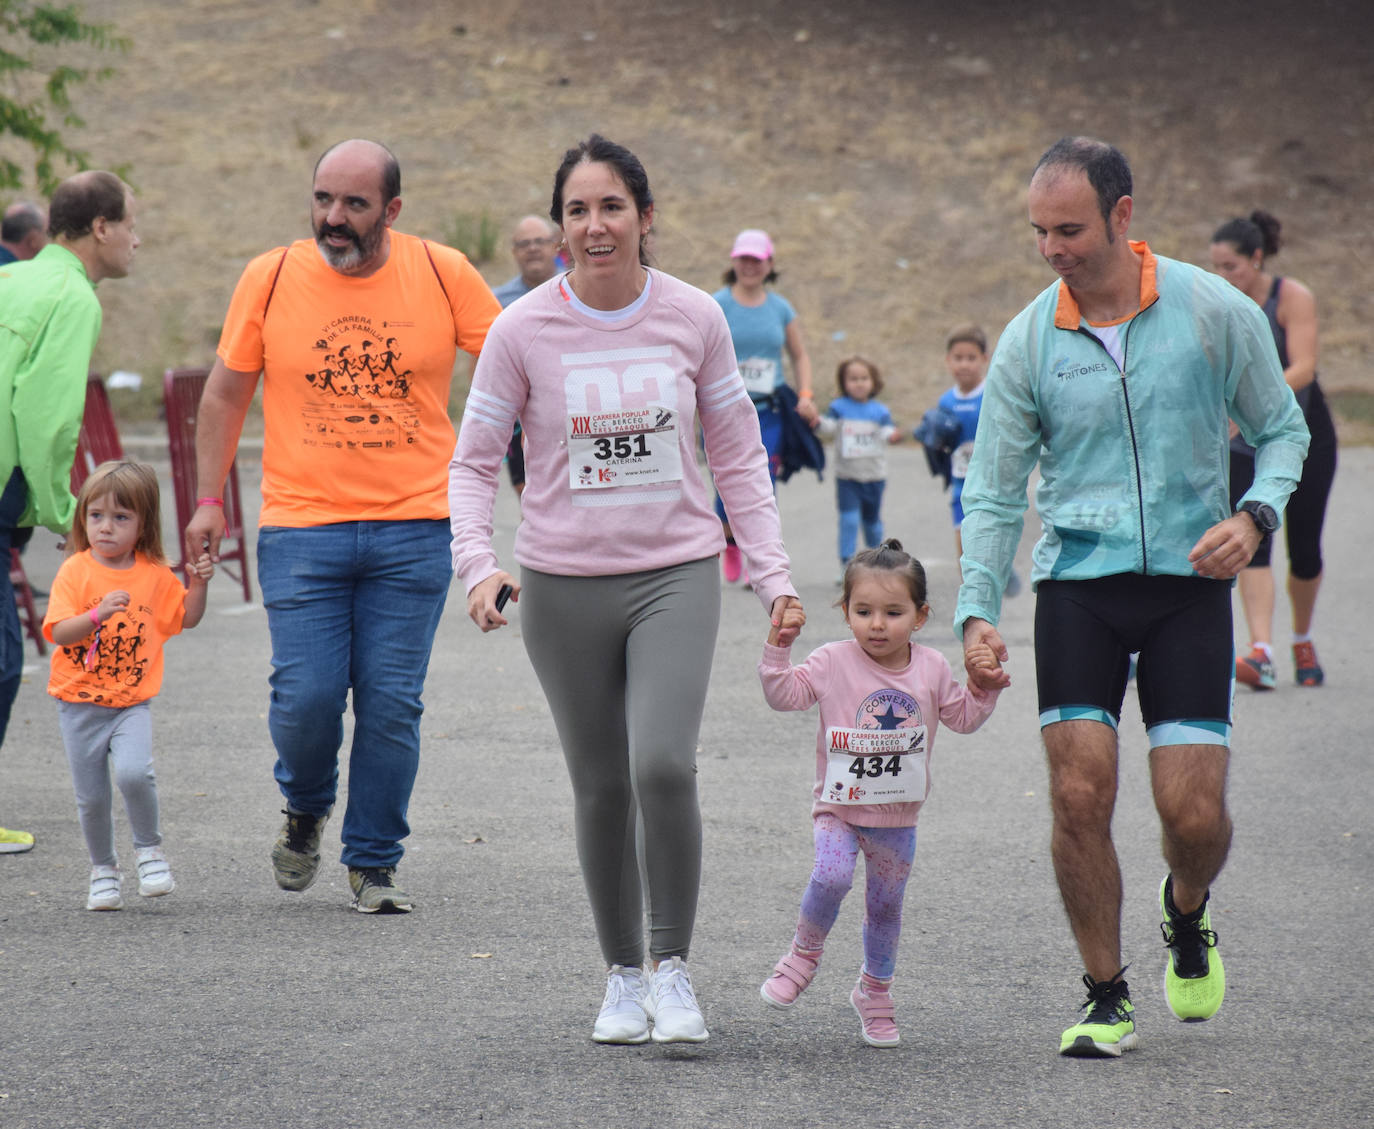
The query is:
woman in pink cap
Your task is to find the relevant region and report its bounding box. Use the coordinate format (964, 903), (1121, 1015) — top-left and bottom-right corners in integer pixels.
(712, 229), (818, 583)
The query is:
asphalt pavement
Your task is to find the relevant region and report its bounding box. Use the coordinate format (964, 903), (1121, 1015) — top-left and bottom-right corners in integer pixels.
(2, 441), (1370, 1129)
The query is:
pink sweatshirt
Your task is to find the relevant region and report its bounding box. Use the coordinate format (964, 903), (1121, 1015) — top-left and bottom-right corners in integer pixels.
(759, 638), (1000, 827)
(449, 270), (794, 611)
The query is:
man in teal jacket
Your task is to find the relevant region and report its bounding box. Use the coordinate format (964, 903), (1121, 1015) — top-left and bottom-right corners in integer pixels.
(0, 171), (140, 853)
(957, 138), (1308, 1058)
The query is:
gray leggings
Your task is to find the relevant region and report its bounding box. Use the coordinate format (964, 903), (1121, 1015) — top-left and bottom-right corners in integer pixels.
(520, 557), (720, 966)
(57, 700), (160, 867)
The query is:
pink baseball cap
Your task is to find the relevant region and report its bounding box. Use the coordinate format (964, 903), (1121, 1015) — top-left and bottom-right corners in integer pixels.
(730, 229), (774, 260)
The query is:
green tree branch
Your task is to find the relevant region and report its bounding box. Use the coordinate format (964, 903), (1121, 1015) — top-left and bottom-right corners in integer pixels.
(0, 0), (129, 192)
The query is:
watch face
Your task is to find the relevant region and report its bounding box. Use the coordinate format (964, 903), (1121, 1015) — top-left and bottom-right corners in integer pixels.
(1244, 502), (1278, 532)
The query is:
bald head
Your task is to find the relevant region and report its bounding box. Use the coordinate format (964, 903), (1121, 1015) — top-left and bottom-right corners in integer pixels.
(511, 214), (559, 287)
(311, 139), (403, 276)
(2, 201), (47, 259)
(514, 214), (556, 236)
(40, 171), (138, 284)
(47, 172), (130, 240)
(314, 139), (400, 204)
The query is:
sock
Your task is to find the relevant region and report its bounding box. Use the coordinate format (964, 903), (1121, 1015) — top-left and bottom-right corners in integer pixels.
(1164, 874), (1209, 921)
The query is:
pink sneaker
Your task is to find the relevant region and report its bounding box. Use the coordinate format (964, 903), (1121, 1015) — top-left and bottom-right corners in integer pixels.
(851, 973), (899, 1047)
(760, 948), (820, 1009)
(722, 543), (742, 583)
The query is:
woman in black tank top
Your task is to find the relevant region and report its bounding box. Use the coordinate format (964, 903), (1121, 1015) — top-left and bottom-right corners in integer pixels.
(1210, 210), (1337, 690)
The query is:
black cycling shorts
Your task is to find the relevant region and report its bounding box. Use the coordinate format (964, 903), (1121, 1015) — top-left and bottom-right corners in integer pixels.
(1034, 573), (1234, 748)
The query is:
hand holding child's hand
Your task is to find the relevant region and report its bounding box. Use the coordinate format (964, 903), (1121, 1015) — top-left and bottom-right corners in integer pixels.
(967, 642), (995, 669)
(97, 590), (131, 623)
(767, 596), (807, 647)
(965, 640), (1010, 688)
(188, 553), (215, 583)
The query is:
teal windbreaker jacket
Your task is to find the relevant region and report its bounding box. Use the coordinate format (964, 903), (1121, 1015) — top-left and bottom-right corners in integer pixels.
(955, 243), (1310, 635)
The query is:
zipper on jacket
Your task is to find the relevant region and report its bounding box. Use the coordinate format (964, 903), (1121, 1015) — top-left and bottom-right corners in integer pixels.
(1075, 321), (1148, 573)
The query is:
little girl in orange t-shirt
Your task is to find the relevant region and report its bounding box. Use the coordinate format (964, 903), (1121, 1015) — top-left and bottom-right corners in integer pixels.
(43, 460), (214, 911)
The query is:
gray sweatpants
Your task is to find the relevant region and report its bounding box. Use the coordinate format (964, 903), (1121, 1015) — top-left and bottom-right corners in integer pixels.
(520, 557), (720, 966)
(57, 700), (160, 868)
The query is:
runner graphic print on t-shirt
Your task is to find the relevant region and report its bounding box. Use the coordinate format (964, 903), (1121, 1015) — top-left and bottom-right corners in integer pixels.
(296, 317), (424, 454)
(59, 607), (153, 698)
(44, 553), (188, 710)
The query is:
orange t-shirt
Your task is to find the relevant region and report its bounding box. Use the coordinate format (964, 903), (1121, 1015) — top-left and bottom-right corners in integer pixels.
(217, 231), (500, 526)
(43, 551), (188, 708)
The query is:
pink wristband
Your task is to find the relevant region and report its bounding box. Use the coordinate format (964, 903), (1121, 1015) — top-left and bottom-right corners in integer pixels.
(197, 497), (224, 507)
(89, 607), (101, 628)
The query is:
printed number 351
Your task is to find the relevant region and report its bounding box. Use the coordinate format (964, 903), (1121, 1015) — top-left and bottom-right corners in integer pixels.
(593, 435), (650, 460)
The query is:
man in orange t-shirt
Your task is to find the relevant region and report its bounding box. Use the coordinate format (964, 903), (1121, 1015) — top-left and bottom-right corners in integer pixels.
(185, 139), (500, 914)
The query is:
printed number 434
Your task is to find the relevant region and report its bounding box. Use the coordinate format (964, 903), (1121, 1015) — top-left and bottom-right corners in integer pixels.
(849, 755), (902, 779)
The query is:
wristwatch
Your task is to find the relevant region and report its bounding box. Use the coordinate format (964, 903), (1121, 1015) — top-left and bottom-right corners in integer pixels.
(1238, 500), (1279, 534)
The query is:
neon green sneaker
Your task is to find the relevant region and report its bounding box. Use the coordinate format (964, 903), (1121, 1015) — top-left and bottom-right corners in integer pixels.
(1059, 972), (1138, 1057)
(1160, 875), (1225, 1021)
(0, 827), (35, 853)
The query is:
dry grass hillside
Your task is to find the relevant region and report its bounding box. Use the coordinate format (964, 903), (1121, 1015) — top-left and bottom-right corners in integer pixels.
(25, 0), (1374, 436)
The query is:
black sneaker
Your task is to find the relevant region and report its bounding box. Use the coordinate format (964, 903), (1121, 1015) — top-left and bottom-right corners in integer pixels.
(1059, 970), (1138, 1057)
(348, 866), (413, 914)
(271, 808), (330, 891)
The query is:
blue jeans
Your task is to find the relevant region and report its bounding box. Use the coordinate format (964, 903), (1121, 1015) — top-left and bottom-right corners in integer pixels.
(836, 477), (885, 563)
(257, 519), (452, 868)
(0, 469), (29, 747)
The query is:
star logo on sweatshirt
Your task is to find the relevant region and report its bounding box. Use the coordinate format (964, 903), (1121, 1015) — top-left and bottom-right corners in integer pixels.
(872, 704), (904, 730)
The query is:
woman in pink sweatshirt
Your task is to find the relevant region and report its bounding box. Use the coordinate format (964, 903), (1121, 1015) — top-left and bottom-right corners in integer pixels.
(449, 135), (805, 1046)
(758, 540), (1001, 1047)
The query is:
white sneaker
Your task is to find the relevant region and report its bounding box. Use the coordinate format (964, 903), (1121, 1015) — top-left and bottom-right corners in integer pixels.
(135, 846), (175, 897)
(647, 956), (709, 1043)
(592, 964), (650, 1044)
(87, 866), (123, 911)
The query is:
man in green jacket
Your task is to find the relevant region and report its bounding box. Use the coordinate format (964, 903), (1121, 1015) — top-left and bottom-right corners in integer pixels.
(0, 170), (140, 853)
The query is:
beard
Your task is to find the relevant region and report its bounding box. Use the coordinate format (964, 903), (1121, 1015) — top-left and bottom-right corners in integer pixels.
(315, 214), (386, 271)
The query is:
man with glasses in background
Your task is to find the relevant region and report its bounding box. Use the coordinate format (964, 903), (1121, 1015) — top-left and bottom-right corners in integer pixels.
(491, 215), (562, 496)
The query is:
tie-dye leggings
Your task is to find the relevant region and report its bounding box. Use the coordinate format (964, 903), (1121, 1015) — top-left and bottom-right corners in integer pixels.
(793, 812), (917, 980)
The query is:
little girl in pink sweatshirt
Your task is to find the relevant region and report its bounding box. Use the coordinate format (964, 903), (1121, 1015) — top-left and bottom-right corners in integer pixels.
(758, 539), (1002, 1047)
